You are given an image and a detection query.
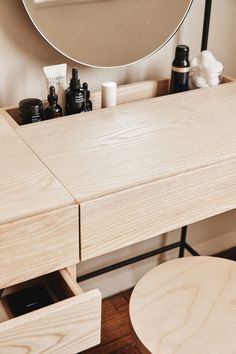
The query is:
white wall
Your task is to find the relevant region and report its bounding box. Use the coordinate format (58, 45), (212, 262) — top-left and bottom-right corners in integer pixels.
(0, 0), (235, 297)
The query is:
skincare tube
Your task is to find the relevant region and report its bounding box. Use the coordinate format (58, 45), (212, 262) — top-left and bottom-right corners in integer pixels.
(43, 64), (67, 114)
(101, 81), (117, 108)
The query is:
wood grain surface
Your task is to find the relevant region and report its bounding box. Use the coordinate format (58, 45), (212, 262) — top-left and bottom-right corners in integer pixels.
(0, 205), (79, 288)
(0, 270), (101, 354)
(90, 79), (169, 110)
(0, 117), (74, 225)
(130, 256), (236, 354)
(16, 83), (236, 259)
(17, 82), (236, 202)
(80, 157), (236, 259)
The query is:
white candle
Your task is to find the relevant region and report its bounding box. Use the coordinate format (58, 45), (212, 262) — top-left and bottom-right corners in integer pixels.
(101, 81), (117, 108)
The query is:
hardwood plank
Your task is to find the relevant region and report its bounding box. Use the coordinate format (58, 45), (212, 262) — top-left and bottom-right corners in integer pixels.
(113, 342), (141, 354)
(101, 296), (130, 344)
(122, 289), (133, 302)
(82, 292), (131, 353)
(84, 335), (139, 354)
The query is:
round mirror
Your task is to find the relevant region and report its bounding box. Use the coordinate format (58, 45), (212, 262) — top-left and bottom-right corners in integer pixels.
(22, 0), (193, 68)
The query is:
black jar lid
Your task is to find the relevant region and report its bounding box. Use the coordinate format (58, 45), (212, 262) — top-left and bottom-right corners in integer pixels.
(19, 98), (43, 113)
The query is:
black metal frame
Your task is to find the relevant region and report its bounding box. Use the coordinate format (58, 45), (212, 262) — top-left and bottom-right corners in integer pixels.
(77, 226), (200, 282)
(77, 1), (212, 284)
(201, 0), (212, 51)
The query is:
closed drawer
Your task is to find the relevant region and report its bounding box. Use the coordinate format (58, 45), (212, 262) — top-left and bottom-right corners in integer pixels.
(80, 158), (236, 260)
(0, 205), (79, 288)
(0, 268), (101, 353)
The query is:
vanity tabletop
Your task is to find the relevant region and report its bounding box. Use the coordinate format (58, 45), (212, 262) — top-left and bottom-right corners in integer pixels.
(0, 117), (74, 225)
(17, 82), (236, 204)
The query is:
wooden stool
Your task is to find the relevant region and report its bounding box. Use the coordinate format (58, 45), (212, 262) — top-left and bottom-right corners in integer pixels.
(129, 256), (236, 354)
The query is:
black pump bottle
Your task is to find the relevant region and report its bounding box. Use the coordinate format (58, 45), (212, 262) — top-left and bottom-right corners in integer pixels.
(45, 86), (62, 119)
(170, 45), (190, 94)
(65, 68), (85, 115)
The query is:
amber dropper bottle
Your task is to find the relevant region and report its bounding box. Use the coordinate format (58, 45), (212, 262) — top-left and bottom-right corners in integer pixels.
(45, 86), (62, 119)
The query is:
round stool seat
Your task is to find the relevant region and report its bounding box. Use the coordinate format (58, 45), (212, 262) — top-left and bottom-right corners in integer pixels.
(129, 256), (236, 354)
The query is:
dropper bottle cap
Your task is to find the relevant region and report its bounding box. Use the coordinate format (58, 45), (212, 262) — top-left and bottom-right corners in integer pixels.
(48, 86), (58, 104)
(83, 82), (90, 98)
(70, 67), (80, 90)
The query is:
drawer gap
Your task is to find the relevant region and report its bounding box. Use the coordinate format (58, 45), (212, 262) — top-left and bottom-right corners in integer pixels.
(0, 269), (80, 324)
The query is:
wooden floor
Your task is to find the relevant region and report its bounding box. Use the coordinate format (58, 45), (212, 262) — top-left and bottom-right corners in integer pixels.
(82, 247), (236, 354)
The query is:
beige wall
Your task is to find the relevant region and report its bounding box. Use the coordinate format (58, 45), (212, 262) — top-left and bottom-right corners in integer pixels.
(0, 0), (235, 297)
(23, 0), (191, 67)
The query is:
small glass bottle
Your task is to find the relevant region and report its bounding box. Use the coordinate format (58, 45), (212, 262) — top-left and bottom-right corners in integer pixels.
(45, 86), (62, 120)
(170, 45), (190, 94)
(65, 68), (85, 116)
(83, 82), (93, 112)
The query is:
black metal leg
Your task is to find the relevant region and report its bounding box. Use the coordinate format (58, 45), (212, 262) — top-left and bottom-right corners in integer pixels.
(201, 0), (212, 50)
(179, 226), (187, 258)
(78, 241), (182, 282)
(77, 225), (200, 283)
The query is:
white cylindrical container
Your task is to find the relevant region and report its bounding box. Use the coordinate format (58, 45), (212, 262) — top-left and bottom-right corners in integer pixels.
(101, 81), (117, 108)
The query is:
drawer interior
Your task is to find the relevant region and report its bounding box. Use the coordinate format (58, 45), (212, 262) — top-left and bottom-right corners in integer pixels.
(0, 269), (82, 323)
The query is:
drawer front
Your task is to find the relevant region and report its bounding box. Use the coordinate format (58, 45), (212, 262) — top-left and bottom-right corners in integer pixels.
(80, 159), (236, 260)
(0, 205), (79, 288)
(0, 269), (101, 354)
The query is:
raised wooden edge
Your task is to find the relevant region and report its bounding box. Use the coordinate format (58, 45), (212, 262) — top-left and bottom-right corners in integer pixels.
(0, 79), (170, 128)
(0, 109), (19, 129)
(0, 205), (80, 289)
(221, 75), (236, 83)
(1, 75), (234, 128)
(60, 268), (82, 295)
(91, 79), (169, 110)
(66, 265), (78, 282)
(1, 76), (234, 128)
(0, 269), (102, 353)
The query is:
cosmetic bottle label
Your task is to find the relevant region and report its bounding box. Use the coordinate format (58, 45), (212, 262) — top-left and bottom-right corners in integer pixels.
(31, 114), (42, 123)
(172, 66), (190, 73)
(75, 96), (84, 104)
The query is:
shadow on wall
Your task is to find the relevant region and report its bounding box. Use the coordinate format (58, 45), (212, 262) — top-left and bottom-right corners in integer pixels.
(0, 0), (64, 63)
(0, 0), (71, 107)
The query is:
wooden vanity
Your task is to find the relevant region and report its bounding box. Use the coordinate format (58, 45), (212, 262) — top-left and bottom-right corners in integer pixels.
(0, 118), (101, 353)
(0, 80), (236, 353)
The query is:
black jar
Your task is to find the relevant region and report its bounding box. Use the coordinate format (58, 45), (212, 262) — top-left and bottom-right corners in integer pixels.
(19, 98), (44, 125)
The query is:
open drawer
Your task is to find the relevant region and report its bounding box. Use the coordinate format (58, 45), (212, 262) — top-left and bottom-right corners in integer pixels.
(0, 269), (101, 354)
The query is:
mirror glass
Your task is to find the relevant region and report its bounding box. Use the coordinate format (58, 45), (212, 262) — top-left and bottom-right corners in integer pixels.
(22, 0), (193, 68)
